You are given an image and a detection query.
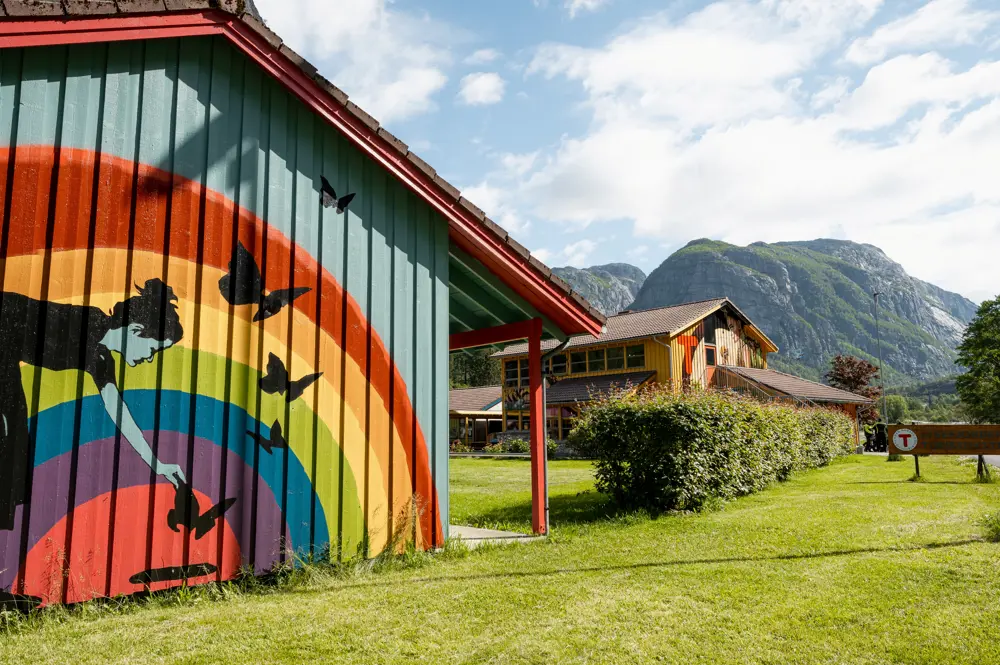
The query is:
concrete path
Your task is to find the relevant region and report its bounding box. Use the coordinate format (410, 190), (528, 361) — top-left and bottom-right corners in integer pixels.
(449, 525), (543, 549)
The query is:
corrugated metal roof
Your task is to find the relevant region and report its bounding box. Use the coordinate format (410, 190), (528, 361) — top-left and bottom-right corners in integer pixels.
(547, 371), (656, 404)
(0, 0), (605, 329)
(718, 366), (873, 404)
(449, 385), (502, 412)
(493, 298), (730, 358)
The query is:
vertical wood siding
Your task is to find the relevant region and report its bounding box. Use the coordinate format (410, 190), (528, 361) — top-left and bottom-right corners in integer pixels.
(0, 37), (448, 606)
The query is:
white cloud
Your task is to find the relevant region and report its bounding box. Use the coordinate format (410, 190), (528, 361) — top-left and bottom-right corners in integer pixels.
(460, 182), (529, 234)
(564, 240), (597, 265)
(465, 48), (501, 65)
(509, 0), (1000, 301)
(566, 0), (612, 18)
(532, 248), (555, 264)
(458, 72), (507, 105)
(846, 0), (1000, 65)
(253, 0), (452, 123)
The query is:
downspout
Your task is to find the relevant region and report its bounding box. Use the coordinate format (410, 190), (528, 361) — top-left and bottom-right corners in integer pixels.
(539, 338), (571, 535)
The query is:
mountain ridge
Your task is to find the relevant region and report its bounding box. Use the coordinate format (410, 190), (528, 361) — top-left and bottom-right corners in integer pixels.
(559, 238), (975, 382)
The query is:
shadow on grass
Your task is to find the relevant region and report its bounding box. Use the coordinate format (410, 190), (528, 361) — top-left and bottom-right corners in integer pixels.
(328, 538), (983, 591)
(461, 490), (618, 530)
(850, 481), (974, 485)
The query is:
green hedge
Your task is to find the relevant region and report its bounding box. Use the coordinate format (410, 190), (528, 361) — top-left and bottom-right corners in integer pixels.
(569, 387), (856, 512)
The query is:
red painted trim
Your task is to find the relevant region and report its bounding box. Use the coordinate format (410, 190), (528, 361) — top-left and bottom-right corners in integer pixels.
(0, 11), (602, 338)
(527, 318), (547, 536)
(0, 11), (223, 48)
(677, 334), (700, 375)
(449, 320), (536, 351)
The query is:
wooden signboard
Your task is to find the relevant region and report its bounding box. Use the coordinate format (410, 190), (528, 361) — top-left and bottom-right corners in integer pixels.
(887, 425), (1000, 456)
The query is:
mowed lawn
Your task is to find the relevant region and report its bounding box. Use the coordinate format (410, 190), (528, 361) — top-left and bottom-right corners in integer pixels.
(4, 455), (1000, 664)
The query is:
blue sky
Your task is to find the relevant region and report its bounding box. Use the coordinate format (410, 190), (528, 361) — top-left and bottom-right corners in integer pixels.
(254, 0), (1000, 302)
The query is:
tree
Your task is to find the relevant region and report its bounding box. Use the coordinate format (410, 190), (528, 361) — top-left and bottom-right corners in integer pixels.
(826, 354), (883, 426)
(884, 394), (908, 424)
(956, 297), (1000, 424)
(449, 348), (501, 389)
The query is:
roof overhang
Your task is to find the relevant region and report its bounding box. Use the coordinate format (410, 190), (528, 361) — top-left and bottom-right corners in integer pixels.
(0, 7), (605, 339)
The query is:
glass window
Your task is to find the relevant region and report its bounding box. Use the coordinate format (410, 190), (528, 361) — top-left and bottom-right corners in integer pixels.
(561, 418), (576, 440)
(504, 360), (519, 387)
(706, 346), (717, 367)
(626, 344), (645, 368)
(607, 347), (625, 370)
(519, 359), (530, 387)
(506, 416), (519, 431)
(473, 419), (487, 443)
(570, 351), (587, 374)
(547, 419), (560, 441)
(588, 349), (606, 372)
(449, 418), (460, 439)
(551, 353), (567, 376)
(521, 415), (530, 432)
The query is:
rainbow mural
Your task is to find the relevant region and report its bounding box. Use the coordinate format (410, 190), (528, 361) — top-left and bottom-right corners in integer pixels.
(0, 147), (442, 606)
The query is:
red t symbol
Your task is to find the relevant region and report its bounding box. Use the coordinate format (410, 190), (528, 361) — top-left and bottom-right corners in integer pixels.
(899, 434), (912, 448)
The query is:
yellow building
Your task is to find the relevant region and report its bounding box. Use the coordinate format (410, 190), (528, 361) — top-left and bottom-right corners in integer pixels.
(493, 298), (870, 442)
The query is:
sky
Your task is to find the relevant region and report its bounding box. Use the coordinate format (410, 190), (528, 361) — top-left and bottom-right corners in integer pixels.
(252, 0), (1000, 303)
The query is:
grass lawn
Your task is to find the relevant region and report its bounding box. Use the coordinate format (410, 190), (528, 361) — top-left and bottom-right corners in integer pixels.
(4, 455), (1000, 664)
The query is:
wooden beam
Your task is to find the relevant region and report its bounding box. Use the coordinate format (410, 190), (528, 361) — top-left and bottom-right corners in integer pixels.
(528, 317), (547, 535)
(449, 319), (536, 351)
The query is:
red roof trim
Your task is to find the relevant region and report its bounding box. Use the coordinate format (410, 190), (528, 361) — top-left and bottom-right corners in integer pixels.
(0, 10), (604, 337)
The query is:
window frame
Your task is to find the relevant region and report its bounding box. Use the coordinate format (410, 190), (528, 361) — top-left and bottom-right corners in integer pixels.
(606, 346), (625, 370)
(626, 344), (646, 369)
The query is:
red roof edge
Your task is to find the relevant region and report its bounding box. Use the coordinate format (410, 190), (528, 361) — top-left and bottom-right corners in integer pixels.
(0, 5), (605, 338)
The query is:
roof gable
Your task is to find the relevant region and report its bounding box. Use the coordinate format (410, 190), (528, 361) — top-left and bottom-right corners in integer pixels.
(0, 2), (604, 336)
(493, 297), (778, 358)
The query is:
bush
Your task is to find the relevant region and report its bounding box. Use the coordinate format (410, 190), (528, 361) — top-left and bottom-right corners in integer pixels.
(981, 510), (1000, 542)
(482, 437), (559, 457)
(569, 387), (856, 512)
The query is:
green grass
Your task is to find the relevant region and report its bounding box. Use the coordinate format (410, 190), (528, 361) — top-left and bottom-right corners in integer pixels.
(4, 456), (1000, 664)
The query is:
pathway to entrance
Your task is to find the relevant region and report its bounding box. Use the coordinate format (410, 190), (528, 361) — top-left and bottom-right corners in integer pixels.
(449, 526), (543, 549)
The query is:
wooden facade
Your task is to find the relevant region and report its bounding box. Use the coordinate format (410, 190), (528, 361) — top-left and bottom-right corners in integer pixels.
(495, 300), (777, 439)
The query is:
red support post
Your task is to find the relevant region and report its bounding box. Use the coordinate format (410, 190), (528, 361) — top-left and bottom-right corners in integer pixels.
(528, 317), (547, 535)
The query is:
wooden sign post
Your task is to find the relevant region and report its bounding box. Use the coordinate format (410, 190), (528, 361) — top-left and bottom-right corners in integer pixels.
(888, 425), (1000, 479)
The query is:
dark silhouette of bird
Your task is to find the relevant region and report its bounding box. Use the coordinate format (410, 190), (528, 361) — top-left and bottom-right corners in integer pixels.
(247, 419), (287, 454)
(219, 241), (310, 322)
(259, 352), (323, 402)
(129, 563), (217, 586)
(320, 175), (356, 214)
(166, 482), (237, 540)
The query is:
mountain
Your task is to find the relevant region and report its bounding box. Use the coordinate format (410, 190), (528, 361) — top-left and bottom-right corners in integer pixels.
(552, 263), (647, 316)
(627, 239), (977, 382)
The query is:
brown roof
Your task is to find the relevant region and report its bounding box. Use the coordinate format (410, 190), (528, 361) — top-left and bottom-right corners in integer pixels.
(449, 386), (502, 412)
(547, 371), (656, 404)
(718, 366), (873, 404)
(493, 298), (776, 358)
(0, 1), (605, 329)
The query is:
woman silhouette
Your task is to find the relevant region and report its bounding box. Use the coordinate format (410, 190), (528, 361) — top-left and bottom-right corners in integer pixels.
(0, 278), (185, 530)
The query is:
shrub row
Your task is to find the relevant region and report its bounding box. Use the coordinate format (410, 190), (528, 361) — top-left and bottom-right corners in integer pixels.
(569, 387), (856, 512)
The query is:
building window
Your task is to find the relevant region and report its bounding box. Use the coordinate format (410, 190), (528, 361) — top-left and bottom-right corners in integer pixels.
(626, 344), (645, 368)
(519, 359), (529, 387)
(607, 346), (625, 370)
(706, 345), (717, 366)
(570, 351), (587, 374)
(449, 417), (461, 439)
(506, 416), (519, 431)
(504, 360), (519, 387)
(561, 418), (576, 440)
(551, 353), (567, 376)
(521, 415), (530, 432)
(588, 349), (606, 372)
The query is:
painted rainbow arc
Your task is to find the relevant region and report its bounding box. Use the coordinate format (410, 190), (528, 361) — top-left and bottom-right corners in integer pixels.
(0, 147), (441, 604)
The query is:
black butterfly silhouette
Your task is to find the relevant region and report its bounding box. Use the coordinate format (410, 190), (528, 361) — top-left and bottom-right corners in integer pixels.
(129, 563), (218, 586)
(219, 241), (310, 322)
(247, 419), (287, 454)
(166, 482), (237, 540)
(259, 352), (323, 402)
(320, 175), (356, 214)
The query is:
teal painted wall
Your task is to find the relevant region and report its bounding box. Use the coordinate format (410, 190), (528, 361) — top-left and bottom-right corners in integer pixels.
(0, 36), (449, 604)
